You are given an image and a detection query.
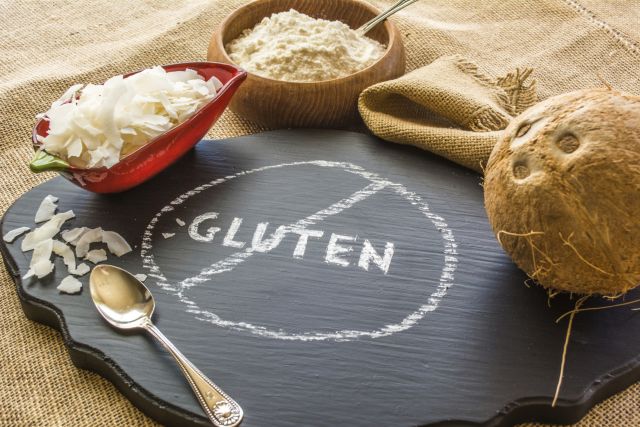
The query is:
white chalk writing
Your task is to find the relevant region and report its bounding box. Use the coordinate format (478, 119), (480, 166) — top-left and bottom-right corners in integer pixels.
(325, 233), (356, 267)
(358, 240), (394, 274)
(189, 212), (221, 242)
(222, 217), (245, 248)
(188, 216), (394, 273)
(141, 160), (458, 342)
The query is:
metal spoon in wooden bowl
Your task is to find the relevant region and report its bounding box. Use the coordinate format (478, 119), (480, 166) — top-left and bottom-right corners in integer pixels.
(89, 264), (243, 427)
(356, 0), (420, 36)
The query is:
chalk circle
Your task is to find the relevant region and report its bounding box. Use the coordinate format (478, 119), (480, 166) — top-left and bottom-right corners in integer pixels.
(141, 161), (458, 342)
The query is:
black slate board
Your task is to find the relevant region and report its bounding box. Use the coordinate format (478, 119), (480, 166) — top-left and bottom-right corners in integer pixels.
(2, 130), (640, 427)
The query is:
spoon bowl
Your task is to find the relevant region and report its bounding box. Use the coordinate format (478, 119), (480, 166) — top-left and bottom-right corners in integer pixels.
(90, 265), (154, 329)
(89, 265), (243, 426)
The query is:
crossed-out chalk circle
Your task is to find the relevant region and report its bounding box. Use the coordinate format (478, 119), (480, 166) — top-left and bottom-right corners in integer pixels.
(141, 161), (458, 342)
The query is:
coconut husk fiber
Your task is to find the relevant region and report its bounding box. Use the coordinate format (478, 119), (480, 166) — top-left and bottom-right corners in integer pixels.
(2, 1), (640, 426)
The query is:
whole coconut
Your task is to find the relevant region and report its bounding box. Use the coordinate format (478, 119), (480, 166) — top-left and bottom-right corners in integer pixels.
(484, 88), (640, 296)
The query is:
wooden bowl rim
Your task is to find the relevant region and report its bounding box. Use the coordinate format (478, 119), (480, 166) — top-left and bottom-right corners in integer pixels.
(214, 0), (403, 85)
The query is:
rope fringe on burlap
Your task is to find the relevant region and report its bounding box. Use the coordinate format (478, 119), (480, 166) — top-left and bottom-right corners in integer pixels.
(358, 55), (538, 173)
(451, 56), (537, 132)
(496, 68), (538, 115)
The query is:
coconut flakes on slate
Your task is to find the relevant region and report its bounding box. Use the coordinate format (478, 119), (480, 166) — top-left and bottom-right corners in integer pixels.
(57, 275), (82, 294)
(34, 195), (59, 223)
(75, 227), (103, 257)
(23, 260), (54, 280)
(52, 239), (76, 271)
(162, 232), (175, 239)
(6, 196), (134, 287)
(21, 210), (75, 251)
(73, 228), (131, 258)
(85, 248), (107, 264)
(102, 230), (132, 256)
(3, 227), (30, 243)
(61, 227), (88, 245)
(69, 262), (90, 277)
(175, 218), (186, 226)
(23, 239), (54, 279)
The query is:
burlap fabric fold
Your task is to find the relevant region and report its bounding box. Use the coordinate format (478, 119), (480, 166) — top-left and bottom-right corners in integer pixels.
(359, 55), (537, 172)
(2, 1), (640, 426)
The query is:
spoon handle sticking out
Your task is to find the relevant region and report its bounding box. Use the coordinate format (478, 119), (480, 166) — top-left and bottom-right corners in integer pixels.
(356, 0), (420, 36)
(143, 319), (243, 426)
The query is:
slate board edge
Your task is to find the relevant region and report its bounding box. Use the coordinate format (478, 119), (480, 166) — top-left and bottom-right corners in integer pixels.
(0, 233), (209, 427)
(1, 132), (639, 426)
(7, 253), (640, 427)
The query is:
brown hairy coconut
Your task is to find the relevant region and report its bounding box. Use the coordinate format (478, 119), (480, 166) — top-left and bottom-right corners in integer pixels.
(484, 88), (640, 296)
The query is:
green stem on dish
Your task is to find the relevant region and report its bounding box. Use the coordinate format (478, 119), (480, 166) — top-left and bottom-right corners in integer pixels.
(30, 150), (69, 173)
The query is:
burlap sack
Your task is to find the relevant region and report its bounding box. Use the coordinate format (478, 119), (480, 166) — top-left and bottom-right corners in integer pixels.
(359, 55), (537, 172)
(1, 1), (640, 426)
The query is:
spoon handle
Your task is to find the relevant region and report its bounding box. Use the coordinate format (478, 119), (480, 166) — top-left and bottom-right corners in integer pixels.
(143, 320), (243, 426)
(356, 0), (420, 36)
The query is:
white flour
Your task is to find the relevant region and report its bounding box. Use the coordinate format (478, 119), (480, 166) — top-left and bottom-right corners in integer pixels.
(225, 9), (386, 82)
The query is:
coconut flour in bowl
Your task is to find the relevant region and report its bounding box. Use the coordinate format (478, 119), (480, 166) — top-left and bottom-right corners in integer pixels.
(225, 9), (386, 82)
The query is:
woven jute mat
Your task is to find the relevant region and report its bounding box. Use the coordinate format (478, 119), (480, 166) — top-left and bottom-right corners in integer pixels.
(1, 1), (639, 425)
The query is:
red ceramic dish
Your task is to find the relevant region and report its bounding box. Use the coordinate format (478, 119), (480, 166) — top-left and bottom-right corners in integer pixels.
(31, 62), (247, 193)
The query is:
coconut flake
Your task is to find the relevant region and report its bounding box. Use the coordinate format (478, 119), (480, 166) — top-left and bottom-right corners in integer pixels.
(3, 226), (30, 243)
(35, 260), (55, 277)
(52, 239), (76, 272)
(102, 230), (132, 256)
(21, 210), (75, 251)
(23, 259), (55, 280)
(69, 262), (90, 276)
(85, 248), (107, 264)
(34, 195), (59, 223)
(75, 227), (103, 258)
(57, 275), (82, 294)
(23, 239), (54, 279)
(175, 218), (186, 226)
(31, 239), (53, 265)
(61, 227), (88, 245)
(134, 273), (147, 282)
(53, 84), (84, 107)
(18, 195), (136, 287)
(162, 232), (175, 239)
(209, 76), (223, 91)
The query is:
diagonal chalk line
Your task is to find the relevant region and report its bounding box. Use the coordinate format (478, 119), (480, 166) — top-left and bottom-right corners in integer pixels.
(140, 161), (458, 342)
(178, 181), (388, 292)
(142, 161), (383, 292)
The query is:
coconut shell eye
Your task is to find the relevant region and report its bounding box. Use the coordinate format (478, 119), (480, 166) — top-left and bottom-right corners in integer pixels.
(512, 160), (530, 179)
(516, 123), (532, 138)
(556, 133), (580, 153)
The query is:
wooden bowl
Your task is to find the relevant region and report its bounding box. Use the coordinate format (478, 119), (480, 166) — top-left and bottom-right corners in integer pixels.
(207, 0), (405, 128)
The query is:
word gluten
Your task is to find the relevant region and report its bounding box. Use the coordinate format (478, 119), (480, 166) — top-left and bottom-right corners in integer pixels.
(188, 213), (395, 274)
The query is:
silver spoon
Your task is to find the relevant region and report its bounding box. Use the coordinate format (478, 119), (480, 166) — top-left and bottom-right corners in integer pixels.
(89, 264), (243, 427)
(356, 0), (421, 36)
